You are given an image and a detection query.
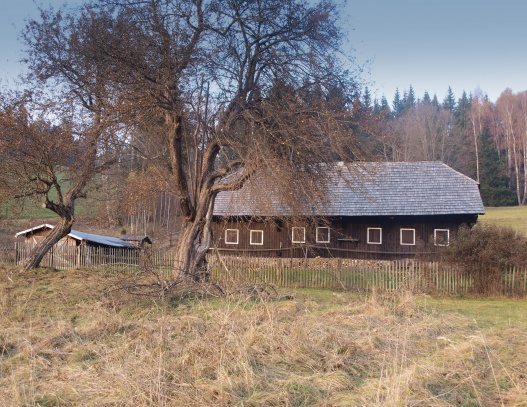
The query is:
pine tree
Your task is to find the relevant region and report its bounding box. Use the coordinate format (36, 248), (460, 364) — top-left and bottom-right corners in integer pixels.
(392, 87), (403, 116)
(442, 86), (456, 111)
(373, 97), (381, 115)
(404, 85), (416, 109)
(422, 91), (431, 105)
(362, 86), (372, 112)
(479, 129), (517, 206)
(431, 94), (440, 108)
(380, 95), (391, 115)
(455, 91), (471, 128)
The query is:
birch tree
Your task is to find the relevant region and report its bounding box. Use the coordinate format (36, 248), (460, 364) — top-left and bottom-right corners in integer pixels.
(393, 103), (455, 163)
(494, 89), (527, 205)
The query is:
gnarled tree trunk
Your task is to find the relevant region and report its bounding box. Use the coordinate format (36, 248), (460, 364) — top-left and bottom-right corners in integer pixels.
(21, 207), (75, 271)
(173, 179), (216, 279)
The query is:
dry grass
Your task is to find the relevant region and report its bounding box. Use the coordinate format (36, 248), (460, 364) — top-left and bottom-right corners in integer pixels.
(1, 267), (527, 406)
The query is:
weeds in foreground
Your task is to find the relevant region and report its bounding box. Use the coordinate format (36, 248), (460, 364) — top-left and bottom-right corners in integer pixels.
(1, 267), (526, 406)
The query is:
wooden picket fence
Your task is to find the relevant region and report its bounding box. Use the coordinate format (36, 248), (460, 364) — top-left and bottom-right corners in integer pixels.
(11, 245), (137, 271)
(3, 245), (527, 295)
(206, 254), (527, 296)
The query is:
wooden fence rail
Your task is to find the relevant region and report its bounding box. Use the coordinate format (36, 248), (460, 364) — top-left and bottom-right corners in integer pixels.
(3, 246), (527, 295)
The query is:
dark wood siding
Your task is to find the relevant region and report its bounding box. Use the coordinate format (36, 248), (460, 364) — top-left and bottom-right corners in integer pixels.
(211, 215), (478, 260)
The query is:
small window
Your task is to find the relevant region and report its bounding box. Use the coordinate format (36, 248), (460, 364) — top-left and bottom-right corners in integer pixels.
(434, 229), (450, 246)
(292, 227), (306, 243)
(250, 230), (264, 245)
(367, 228), (382, 244)
(224, 229), (239, 245)
(316, 227), (330, 243)
(400, 228), (415, 245)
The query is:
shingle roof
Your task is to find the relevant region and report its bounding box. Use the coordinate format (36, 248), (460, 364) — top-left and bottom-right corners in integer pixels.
(16, 224), (137, 248)
(213, 161), (485, 217)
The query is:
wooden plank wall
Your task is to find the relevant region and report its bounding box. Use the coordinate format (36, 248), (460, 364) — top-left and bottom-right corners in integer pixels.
(210, 215), (473, 260)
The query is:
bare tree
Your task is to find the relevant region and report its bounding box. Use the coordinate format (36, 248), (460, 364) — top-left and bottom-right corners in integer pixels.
(25, 0), (357, 279)
(0, 90), (120, 270)
(0, 5), (131, 270)
(393, 103), (457, 164)
(493, 89), (527, 205)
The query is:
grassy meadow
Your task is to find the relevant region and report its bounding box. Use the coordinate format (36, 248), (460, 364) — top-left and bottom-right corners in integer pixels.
(1, 267), (527, 406)
(479, 206), (527, 235)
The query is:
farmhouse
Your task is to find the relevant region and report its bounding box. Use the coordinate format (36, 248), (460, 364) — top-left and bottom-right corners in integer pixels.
(211, 161), (485, 260)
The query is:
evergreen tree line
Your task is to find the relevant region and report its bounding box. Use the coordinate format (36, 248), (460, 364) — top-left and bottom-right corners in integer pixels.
(352, 85), (526, 206)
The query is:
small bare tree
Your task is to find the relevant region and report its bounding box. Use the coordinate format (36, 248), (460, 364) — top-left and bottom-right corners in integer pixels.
(0, 4), (130, 270)
(0, 91), (120, 270)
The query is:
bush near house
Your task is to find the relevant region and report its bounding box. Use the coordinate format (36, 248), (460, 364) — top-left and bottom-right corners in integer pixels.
(440, 223), (527, 294)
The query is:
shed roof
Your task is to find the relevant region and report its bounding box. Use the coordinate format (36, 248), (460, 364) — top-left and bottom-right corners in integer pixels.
(15, 224), (137, 248)
(213, 161), (485, 217)
(121, 235), (153, 244)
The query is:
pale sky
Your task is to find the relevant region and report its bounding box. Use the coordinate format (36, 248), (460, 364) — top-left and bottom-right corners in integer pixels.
(345, 0), (527, 103)
(1, 0), (525, 104)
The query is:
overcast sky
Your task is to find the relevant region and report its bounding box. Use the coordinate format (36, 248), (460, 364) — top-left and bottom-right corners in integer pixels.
(1, 0), (525, 104)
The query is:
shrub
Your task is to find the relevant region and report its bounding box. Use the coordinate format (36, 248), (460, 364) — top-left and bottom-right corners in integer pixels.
(441, 223), (527, 294)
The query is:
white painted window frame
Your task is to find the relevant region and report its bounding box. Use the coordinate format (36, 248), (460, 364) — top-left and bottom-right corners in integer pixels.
(250, 230), (264, 245)
(316, 227), (330, 243)
(367, 227), (382, 244)
(434, 229), (450, 246)
(400, 228), (416, 245)
(224, 229), (239, 245)
(291, 227), (306, 243)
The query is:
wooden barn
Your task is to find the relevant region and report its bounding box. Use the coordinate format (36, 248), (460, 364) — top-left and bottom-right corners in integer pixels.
(211, 161), (485, 260)
(15, 224), (138, 249)
(15, 224), (139, 269)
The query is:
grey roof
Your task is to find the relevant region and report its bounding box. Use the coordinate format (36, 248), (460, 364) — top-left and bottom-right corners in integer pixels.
(16, 224), (137, 248)
(68, 230), (137, 248)
(213, 161), (485, 217)
(122, 235), (153, 244)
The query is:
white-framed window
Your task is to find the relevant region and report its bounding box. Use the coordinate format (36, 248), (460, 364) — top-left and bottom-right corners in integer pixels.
(400, 228), (416, 245)
(224, 229), (239, 245)
(250, 230), (264, 245)
(367, 227), (382, 244)
(434, 229), (450, 246)
(316, 227), (330, 243)
(292, 227), (306, 243)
